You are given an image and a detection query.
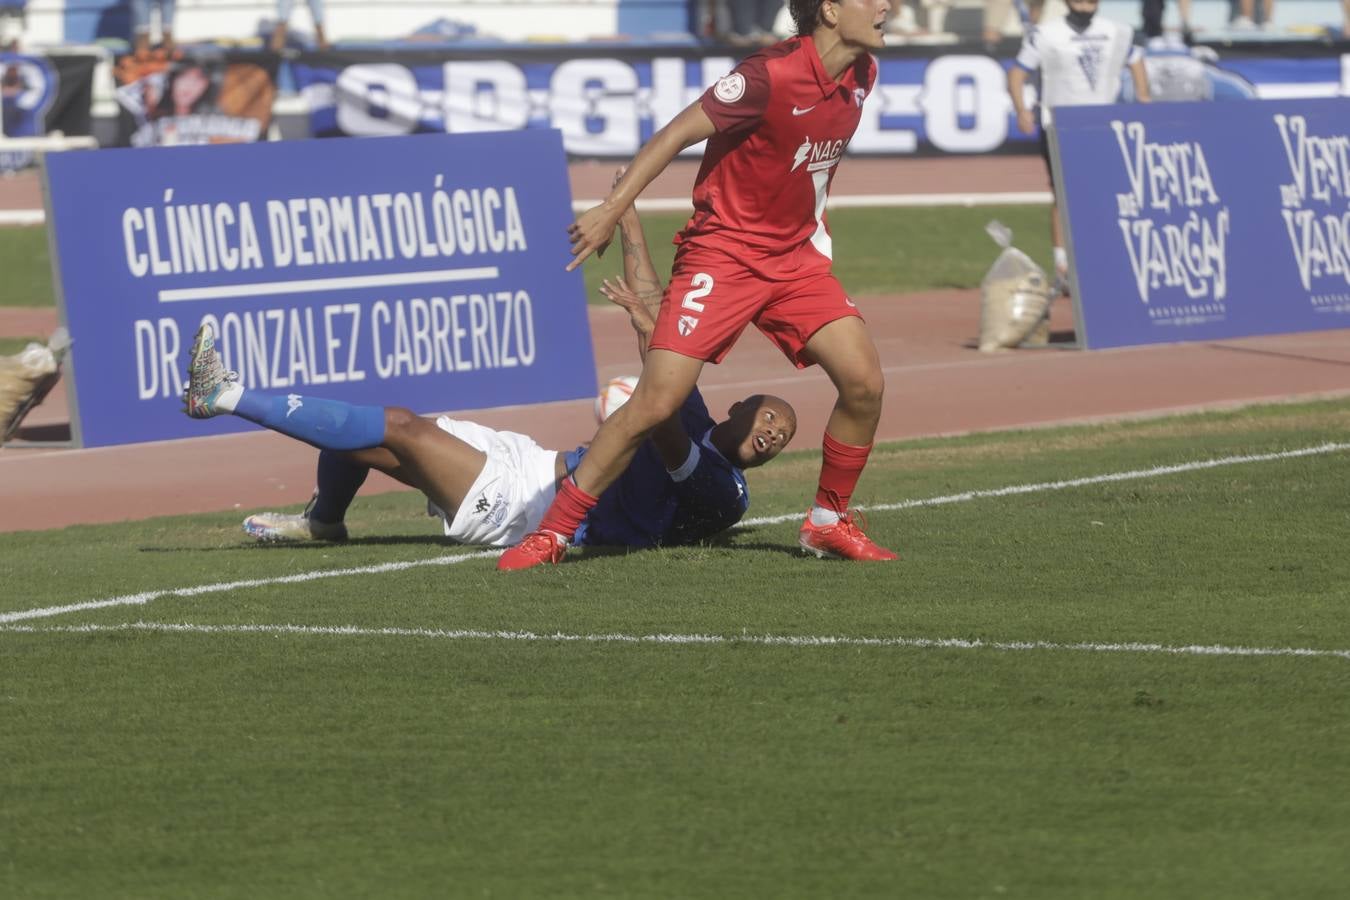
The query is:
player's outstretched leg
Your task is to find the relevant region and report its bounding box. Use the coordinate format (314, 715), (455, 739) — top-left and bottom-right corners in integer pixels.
(184, 323), (242, 418)
(183, 324), (386, 451)
(242, 451), (368, 543)
(243, 490), (349, 542)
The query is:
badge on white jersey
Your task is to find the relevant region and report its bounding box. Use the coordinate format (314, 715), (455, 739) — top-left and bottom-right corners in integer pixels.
(714, 73), (746, 103)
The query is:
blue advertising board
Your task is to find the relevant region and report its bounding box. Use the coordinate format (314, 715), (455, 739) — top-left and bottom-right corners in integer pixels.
(1052, 97), (1350, 349)
(288, 46), (1346, 156)
(42, 130), (596, 447)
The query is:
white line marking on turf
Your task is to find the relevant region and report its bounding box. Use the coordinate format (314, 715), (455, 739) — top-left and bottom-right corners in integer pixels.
(740, 442), (1350, 528)
(0, 550), (500, 624)
(4, 621), (1348, 662)
(2, 442), (1346, 625)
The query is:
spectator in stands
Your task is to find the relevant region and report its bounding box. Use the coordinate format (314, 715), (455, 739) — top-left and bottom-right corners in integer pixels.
(1007, 0), (1150, 290)
(725, 0), (785, 43)
(882, 0), (925, 38)
(271, 0), (330, 52)
(1141, 0), (1192, 42)
(0, 0), (25, 53)
(131, 0), (175, 57)
(1232, 0), (1274, 29)
(984, 0), (1017, 46)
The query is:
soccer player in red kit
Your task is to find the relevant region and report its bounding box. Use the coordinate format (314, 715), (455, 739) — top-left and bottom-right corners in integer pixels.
(499, 0), (897, 570)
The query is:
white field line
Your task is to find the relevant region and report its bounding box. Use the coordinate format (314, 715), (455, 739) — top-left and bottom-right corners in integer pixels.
(0, 550), (500, 624)
(739, 442), (1350, 528)
(4, 621), (1348, 662)
(1, 441), (1347, 627)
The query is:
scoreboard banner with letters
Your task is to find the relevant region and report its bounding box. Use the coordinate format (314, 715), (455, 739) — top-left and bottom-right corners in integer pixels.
(42, 129), (596, 448)
(1051, 97), (1350, 349)
(289, 44), (1348, 157)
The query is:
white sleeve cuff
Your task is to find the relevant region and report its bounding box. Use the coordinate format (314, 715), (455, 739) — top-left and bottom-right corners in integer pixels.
(667, 442), (700, 482)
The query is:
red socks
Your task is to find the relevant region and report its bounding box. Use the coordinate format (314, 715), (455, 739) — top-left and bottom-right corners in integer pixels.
(538, 477), (599, 541)
(815, 433), (873, 513)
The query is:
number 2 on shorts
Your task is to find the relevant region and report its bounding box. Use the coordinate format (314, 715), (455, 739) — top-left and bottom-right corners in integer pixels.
(681, 273), (714, 312)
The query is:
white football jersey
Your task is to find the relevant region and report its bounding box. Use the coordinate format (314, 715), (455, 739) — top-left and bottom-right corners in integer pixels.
(1015, 16), (1142, 124)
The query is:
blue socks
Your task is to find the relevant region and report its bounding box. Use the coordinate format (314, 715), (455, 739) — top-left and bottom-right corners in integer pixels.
(310, 451), (369, 524)
(231, 389), (387, 452)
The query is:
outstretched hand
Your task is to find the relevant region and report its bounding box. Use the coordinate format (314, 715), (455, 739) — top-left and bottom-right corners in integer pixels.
(566, 205), (619, 272)
(565, 164), (637, 272)
(599, 276), (656, 338)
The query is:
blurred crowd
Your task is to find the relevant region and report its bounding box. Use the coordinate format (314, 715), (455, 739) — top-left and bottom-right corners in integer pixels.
(0, 0), (1347, 57)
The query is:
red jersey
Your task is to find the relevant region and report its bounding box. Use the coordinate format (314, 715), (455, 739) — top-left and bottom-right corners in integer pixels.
(677, 36), (876, 281)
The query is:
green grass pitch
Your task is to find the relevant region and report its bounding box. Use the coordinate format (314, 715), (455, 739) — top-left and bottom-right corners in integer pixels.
(3, 400), (1350, 898)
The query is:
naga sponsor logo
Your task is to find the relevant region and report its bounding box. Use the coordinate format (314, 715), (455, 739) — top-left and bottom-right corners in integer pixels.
(1273, 114), (1350, 294)
(791, 137), (846, 173)
(1110, 120), (1230, 311)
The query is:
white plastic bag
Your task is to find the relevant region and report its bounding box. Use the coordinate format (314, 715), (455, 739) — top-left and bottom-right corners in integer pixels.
(979, 221), (1051, 352)
(1, 327), (70, 442)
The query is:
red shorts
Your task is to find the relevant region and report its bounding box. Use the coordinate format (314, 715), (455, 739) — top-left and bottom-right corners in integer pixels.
(647, 246), (862, 368)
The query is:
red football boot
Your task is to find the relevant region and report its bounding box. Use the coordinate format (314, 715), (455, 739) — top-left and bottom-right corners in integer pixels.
(798, 510), (898, 562)
(496, 529), (568, 571)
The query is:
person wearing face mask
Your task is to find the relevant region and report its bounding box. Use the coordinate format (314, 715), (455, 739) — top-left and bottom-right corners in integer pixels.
(1006, 0), (1151, 292)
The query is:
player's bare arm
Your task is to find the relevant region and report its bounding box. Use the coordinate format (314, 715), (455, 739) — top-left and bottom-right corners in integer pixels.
(599, 277), (656, 355)
(1007, 66), (1036, 134)
(617, 216), (662, 316)
(598, 277), (691, 470)
(1129, 59), (1151, 103)
(611, 164), (665, 322)
(565, 103), (717, 271)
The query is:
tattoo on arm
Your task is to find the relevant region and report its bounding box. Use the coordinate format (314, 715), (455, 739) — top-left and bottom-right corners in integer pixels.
(620, 222), (665, 318)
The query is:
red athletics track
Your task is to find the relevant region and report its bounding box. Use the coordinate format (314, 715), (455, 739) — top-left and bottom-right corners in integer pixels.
(2, 158), (1349, 533)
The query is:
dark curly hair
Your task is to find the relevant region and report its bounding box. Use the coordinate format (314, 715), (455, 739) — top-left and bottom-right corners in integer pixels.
(789, 0), (829, 34)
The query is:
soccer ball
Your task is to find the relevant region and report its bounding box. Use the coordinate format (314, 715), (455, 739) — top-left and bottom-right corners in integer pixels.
(594, 375), (639, 422)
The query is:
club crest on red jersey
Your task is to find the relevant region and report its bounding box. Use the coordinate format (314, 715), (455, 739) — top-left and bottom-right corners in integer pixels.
(853, 87), (868, 107)
(713, 73), (746, 103)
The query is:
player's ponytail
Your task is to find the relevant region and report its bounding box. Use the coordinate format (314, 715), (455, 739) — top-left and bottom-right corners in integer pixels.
(789, 0), (828, 35)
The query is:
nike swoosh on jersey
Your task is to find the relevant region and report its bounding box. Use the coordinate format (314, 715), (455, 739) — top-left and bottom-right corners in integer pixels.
(791, 105), (816, 116)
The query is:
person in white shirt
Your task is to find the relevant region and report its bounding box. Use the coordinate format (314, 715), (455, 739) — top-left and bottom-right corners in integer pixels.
(1007, 0), (1150, 288)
